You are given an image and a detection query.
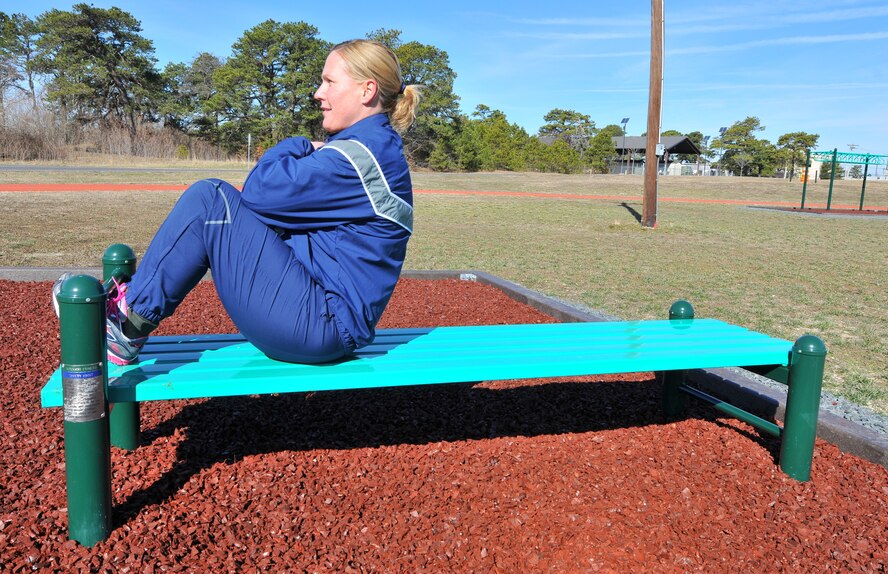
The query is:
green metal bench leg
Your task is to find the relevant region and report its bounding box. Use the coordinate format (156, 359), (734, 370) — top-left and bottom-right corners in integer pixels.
(58, 275), (113, 547)
(110, 402), (140, 449)
(661, 300), (694, 417)
(779, 335), (827, 481)
(661, 370), (687, 417)
(103, 244), (140, 451)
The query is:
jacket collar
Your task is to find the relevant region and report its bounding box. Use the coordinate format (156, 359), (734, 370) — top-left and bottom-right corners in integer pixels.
(327, 113), (390, 141)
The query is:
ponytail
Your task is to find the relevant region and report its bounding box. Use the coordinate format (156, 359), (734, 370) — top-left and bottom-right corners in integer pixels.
(390, 84), (423, 133)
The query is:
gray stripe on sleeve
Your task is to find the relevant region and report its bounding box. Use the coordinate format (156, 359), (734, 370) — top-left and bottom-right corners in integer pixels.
(322, 139), (413, 232)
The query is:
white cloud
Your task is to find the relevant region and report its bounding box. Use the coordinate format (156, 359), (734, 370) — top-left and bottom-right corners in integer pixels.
(506, 31), (648, 41)
(510, 16), (647, 27)
(669, 82), (888, 92)
(669, 31), (888, 55)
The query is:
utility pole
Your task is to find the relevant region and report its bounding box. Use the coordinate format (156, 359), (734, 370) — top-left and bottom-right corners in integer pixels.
(643, 0), (664, 228)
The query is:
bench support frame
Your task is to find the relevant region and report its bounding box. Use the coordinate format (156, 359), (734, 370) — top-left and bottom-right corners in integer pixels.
(56, 275), (113, 547)
(103, 244), (141, 451)
(53, 246), (826, 546)
(780, 334), (828, 478)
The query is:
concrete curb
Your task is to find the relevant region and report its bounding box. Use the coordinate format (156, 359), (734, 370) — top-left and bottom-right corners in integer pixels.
(0, 267), (105, 281)
(6, 266), (887, 469)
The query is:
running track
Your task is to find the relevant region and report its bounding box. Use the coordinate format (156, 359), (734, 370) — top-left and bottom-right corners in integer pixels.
(0, 183), (885, 211)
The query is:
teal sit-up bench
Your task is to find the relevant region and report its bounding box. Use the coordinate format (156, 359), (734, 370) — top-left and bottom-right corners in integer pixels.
(42, 246), (827, 546)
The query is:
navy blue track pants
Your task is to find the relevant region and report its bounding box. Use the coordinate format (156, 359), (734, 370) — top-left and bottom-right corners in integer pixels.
(126, 179), (351, 363)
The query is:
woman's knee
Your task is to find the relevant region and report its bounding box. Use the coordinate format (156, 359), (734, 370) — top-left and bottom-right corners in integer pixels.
(177, 179), (240, 221)
(182, 178), (230, 200)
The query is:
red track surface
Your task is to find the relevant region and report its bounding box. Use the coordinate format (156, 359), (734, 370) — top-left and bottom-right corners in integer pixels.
(1, 183), (885, 211)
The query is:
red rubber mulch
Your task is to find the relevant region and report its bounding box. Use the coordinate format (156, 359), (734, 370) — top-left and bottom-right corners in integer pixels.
(1, 278), (886, 572)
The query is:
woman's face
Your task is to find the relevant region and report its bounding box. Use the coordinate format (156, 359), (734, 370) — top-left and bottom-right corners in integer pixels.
(314, 51), (371, 134)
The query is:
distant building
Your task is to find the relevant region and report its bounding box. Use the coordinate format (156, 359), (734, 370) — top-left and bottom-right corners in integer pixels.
(612, 136), (703, 175)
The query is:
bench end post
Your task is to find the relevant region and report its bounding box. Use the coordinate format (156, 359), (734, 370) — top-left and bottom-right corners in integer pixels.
(58, 275), (113, 546)
(668, 299), (694, 321)
(779, 334), (827, 481)
(662, 300), (694, 417)
(103, 244), (141, 451)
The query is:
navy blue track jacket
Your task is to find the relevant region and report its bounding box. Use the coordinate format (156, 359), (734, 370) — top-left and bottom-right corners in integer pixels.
(240, 113), (413, 350)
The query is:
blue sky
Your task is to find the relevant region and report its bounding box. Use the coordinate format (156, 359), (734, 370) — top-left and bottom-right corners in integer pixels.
(16, 0), (888, 154)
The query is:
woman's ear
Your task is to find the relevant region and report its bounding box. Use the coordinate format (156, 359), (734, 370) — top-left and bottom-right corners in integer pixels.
(361, 79), (379, 105)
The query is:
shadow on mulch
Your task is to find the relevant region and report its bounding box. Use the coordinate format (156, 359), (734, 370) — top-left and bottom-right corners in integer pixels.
(115, 377), (782, 528)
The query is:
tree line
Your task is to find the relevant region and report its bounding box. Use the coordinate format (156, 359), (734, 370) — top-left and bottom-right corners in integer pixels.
(2, 4), (819, 176)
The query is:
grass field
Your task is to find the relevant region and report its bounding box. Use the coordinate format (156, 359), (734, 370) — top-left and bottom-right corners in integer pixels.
(1, 167), (886, 414)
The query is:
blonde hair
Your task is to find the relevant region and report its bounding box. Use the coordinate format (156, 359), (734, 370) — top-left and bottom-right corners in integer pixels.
(332, 39), (423, 133)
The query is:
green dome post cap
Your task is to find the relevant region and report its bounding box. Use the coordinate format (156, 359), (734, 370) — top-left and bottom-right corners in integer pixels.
(669, 299), (695, 320)
(55, 275), (106, 304)
(794, 334), (827, 356)
(102, 244), (136, 265)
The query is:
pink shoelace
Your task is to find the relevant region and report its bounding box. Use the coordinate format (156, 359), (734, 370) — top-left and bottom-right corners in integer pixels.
(106, 277), (129, 321)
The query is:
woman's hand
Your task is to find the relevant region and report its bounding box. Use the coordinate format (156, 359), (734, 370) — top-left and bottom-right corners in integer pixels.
(311, 141), (325, 150)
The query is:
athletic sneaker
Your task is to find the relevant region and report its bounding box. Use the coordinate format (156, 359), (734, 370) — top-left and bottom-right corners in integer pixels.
(52, 274), (147, 365)
(105, 278), (147, 366)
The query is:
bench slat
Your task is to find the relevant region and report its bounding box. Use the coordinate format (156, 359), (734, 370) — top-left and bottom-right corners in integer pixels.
(133, 320), (778, 357)
(133, 339), (786, 369)
(41, 320), (792, 407)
